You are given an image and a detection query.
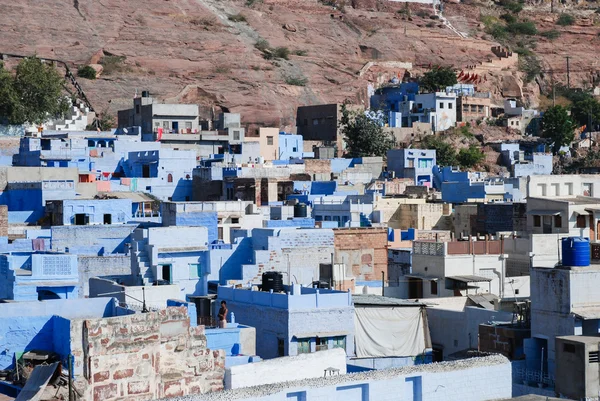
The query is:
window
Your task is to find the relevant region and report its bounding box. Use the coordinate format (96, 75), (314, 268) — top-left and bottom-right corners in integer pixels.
(533, 215), (541, 227)
(189, 263), (201, 279)
(218, 227), (224, 240)
(439, 102), (444, 109)
(563, 343), (576, 353)
(161, 265), (171, 283)
(463, 105), (469, 112)
(292, 147), (297, 152)
(103, 214), (112, 225)
(163, 121), (169, 129)
(554, 215), (562, 228)
(516, 121), (520, 126)
(333, 336), (346, 350)
(471, 105), (477, 113)
(407, 158), (415, 168)
(312, 119), (319, 126)
(430, 280), (438, 295)
(75, 214), (89, 226)
(417, 103), (423, 110)
(267, 136), (274, 145)
(231, 217), (240, 224)
(278, 339), (285, 357)
(316, 337), (328, 352)
(583, 183), (593, 197)
(185, 122), (192, 129)
(577, 215), (587, 228)
(167, 173), (173, 183)
(478, 105), (484, 113)
(233, 130), (240, 140)
(448, 103), (453, 110)
(154, 121), (160, 127)
(590, 351), (599, 363)
(515, 289), (519, 295)
(566, 183), (574, 196)
(297, 338), (311, 354)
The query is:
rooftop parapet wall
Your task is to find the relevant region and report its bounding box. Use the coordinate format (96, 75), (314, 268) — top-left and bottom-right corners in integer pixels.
(77, 306), (225, 401)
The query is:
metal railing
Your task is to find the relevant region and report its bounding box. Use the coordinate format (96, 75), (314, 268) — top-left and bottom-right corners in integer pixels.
(513, 368), (555, 388)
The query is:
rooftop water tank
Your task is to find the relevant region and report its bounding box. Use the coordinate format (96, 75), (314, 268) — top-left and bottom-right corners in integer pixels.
(561, 237), (590, 267)
(294, 203), (308, 218)
(262, 271), (284, 292)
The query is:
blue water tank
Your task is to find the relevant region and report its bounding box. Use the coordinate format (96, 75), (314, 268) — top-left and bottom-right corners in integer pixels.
(562, 237), (591, 267)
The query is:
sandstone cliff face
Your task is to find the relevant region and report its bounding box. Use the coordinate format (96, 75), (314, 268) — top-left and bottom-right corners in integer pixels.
(0, 0), (596, 127)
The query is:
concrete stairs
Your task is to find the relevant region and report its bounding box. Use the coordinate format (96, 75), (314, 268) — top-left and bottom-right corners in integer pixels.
(131, 232), (155, 285)
(44, 102), (91, 131)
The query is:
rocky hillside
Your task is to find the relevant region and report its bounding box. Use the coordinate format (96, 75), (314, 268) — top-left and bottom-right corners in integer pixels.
(1, 0), (599, 129)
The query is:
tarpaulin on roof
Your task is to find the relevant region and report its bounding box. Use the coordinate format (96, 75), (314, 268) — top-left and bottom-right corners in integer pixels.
(354, 306), (427, 358)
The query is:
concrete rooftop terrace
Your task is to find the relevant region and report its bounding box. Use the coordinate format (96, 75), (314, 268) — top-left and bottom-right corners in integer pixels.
(159, 355), (509, 401)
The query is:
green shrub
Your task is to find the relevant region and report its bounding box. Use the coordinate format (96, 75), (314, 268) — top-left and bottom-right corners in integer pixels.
(285, 76), (308, 86)
(519, 54), (542, 83)
(500, 13), (516, 23)
(540, 29), (561, 40)
(99, 55), (129, 75)
(77, 65), (97, 80)
(254, 39), (270, 52)
(507, 20), (537, 35)
(457, 145), (485, 168)
(293, 49), (308, 56)
(498, 0), (523, 13)
(228, 14), (247, 22)
(415, 9), (429, 18)
(487, 24), (508, 39)
(273, 47), (290, 60)
(556, 13), (575, 26)
(480, 15), (499, 28)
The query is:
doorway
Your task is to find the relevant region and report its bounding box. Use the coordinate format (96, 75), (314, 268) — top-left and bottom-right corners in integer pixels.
(142, 164), (150, 178)
(103, 214), (112, 224)
(171, 121), (179, 133)
(161, 265), (172, 284)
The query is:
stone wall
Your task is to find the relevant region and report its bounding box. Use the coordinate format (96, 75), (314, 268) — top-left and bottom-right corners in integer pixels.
(334, 228), (388, 282)
(78, 255), (132, 297)
(76, 307), (225, 401)
(0, 205), (7, 237)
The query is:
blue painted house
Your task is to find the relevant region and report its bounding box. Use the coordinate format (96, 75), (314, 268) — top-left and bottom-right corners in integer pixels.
(0, 252), (79, 301)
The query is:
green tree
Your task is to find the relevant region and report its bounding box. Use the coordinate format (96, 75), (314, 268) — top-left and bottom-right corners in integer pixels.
(11, 57), (69, 125)
(457, 145), (485, 168)
(420, 135), (457, 166)
(0, 63), (19, 124)
(419, 66), (457, 92)
(571, 96), (600, 129)
(340, 105), (395, 158)
(77, 65), (97, 80)
(542, 105), (577, 154)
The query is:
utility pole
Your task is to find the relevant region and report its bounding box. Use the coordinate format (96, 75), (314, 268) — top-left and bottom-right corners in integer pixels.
(551, 69), (556, 107)
(566, 56), (571, 90)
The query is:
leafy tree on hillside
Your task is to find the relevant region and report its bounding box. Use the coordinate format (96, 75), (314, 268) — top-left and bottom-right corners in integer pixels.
(457, 145), (485, 168)
(0, 57), (69, 125)
(571, 96), (600, 129)
(340, 104), (395, 158)
(419, 135), (457, 166)
(419, 66), (457, 92)
(542, 105), (577, 154)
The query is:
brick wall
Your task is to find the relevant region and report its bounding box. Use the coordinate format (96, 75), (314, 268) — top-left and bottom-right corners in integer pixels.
(0, 205), (7, 237)
(76, 307), (225, 401)
(304, 159), (332, 178)
(334, 228), (388, 282)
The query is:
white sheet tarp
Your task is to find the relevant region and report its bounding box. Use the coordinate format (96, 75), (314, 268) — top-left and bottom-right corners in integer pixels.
(354, 306), (426, 358)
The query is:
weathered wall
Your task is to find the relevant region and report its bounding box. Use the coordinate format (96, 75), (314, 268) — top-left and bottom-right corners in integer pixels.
(76, 306), (225, 401)
(225, 348), (346, 390)
(334, 228), (388, 282)
(78, 255), (132, 297)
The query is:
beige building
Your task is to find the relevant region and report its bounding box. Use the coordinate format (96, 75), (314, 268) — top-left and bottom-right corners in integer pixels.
(388, 202), (452, 231)
(457, 96), (491, 123)
(245, 127), (279, 161)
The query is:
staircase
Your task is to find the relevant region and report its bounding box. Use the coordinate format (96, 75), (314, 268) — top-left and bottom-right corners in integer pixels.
(45, 101), (92, 131)
(131, 230), (155, 285)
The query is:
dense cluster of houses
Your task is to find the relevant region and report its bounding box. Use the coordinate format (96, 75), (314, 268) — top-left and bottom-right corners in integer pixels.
(0, 84), (596, 401)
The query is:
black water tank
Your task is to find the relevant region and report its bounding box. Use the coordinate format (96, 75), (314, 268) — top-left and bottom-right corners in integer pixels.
(142, 90), (150, 98)
(294, 203), (308, 218)
(262, 271), (284, 292)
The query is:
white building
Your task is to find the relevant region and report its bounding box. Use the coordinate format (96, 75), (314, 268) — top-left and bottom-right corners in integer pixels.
(398, 92), (457, 132)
